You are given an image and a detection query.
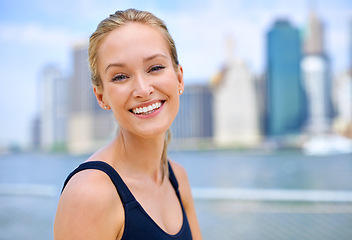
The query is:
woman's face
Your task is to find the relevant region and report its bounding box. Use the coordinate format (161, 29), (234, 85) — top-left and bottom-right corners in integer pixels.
(95, 22), (184, 138)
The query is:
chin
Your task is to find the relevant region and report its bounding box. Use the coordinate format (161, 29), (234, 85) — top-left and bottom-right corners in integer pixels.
(135, 125), (170, 139)
(118, 121), (170, 139)
(119, 111), (177, 139)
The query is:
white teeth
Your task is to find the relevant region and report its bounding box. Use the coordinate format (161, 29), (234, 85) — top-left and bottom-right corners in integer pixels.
(132, 102), (162, 114)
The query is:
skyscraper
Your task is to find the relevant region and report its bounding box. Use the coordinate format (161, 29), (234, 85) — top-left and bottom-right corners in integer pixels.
(304, 11), (324, 55)
(40, 65), (67, 151)
(333, 71), (352, 136)
(301, 10), (333, 135)
(31, 116), (41, 151)
(332, 19), (352, 138)
(170, 84), (213, 149)
(266, 19), (307, 137)
(67, 42), (116, 154)
(212, 37), (261, 147)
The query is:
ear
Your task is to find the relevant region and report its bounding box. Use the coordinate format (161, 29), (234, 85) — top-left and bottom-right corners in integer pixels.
(177, 65), (184, 94)
(93, 85), (110, 110)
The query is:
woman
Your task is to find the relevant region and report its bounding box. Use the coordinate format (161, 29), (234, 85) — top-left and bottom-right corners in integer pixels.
(54, 8), (202, 240)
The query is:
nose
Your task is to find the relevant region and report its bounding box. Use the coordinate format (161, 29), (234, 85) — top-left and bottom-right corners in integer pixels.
(132, 74), (154, 99)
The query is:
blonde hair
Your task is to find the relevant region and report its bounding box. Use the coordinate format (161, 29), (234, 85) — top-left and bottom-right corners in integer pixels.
(88, 9), (179, 180)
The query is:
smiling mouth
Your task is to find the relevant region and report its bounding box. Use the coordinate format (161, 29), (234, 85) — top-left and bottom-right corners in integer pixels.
(130, 101), (164, 115)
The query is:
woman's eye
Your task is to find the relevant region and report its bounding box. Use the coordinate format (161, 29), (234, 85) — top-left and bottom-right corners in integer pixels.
(148, 65), (165, 73)
(112, 74), (128, 82)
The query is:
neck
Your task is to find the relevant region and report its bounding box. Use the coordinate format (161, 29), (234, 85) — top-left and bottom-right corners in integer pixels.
(113, 130), (166, 183)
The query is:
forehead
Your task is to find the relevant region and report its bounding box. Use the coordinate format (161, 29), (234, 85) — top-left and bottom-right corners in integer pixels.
(98, 22), (170, 65)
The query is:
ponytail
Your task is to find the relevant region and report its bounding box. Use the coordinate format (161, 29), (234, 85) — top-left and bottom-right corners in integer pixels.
(161, 129), (171, 181)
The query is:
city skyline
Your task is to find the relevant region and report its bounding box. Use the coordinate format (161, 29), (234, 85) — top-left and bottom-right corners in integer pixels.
(0, 0), (351, 148)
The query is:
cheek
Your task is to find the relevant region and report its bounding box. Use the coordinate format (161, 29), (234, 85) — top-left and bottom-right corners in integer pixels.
(105, 86), (129, 110)
(161, 72), (180, 94)
(164, 80), (180, 112)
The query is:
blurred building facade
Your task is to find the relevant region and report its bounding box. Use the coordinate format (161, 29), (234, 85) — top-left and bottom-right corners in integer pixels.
(212, 37), (261, 148)
(333, 70), (352, 138)
(31, 116), (41, 151)
(67, 42), (116, 154)
(265, 19), (307, 137)
(170, 84), (213, 149)
(39, 65), (67, 152)
(301, 10), (334, 135)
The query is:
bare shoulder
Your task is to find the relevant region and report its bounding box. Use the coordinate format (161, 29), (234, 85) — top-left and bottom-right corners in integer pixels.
(59, 166), (119, 206)
(54, 166), (124, 239)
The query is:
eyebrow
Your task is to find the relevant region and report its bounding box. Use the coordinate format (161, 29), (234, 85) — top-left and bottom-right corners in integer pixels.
(105, 53), (168, 73)
(105, 62), (125, 73)
(143, 53), (167, 63)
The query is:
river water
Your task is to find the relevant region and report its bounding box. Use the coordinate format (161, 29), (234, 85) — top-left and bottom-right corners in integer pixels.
(1, 150), (351, 239)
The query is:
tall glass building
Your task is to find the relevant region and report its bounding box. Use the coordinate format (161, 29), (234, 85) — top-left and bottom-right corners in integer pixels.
(265, 19), (307, 137)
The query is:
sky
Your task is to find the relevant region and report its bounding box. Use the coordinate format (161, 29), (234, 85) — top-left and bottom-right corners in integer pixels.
(0, 0), (351, 148)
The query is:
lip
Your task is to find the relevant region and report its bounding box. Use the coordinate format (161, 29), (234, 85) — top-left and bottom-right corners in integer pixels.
(129, 100), (165, 119)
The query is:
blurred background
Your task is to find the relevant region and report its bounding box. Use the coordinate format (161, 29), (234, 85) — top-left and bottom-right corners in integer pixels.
(1, 0), (352, 239)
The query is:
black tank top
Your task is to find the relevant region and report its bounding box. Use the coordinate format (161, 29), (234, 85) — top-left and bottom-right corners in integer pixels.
(62, 161), (193, 240)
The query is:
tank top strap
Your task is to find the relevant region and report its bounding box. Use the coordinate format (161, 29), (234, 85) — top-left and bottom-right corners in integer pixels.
(167, 161), (181, 199)
(61, 161), (135, 204)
